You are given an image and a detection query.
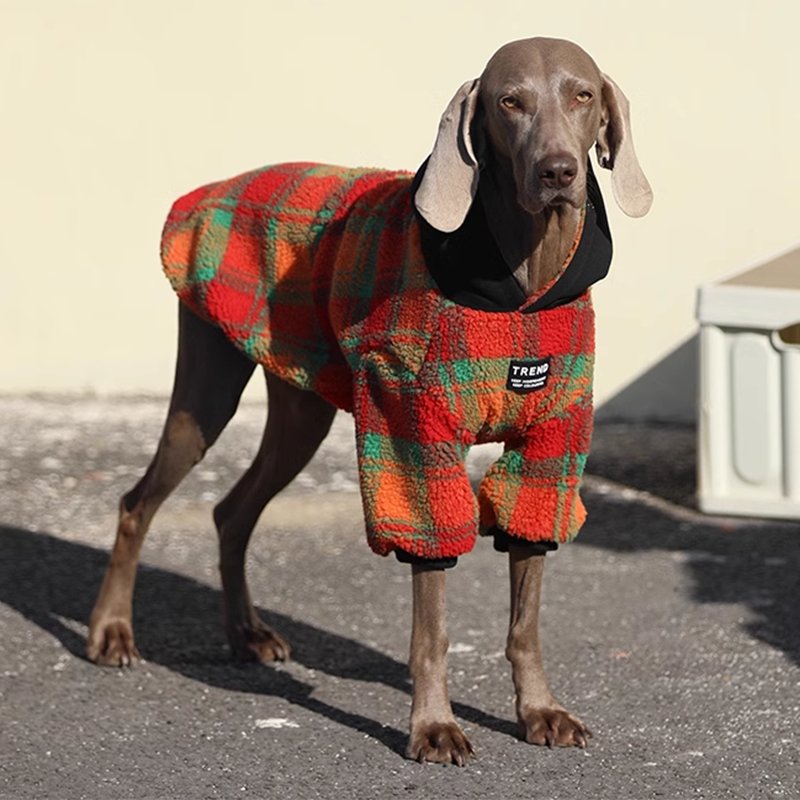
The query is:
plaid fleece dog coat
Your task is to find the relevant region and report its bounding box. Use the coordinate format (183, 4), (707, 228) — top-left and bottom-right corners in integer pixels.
(162, 163), (609, 561)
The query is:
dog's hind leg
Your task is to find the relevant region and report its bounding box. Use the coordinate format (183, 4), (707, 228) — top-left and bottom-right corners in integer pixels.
(87, 304), (256, 666)
(214, 371), (336, 663)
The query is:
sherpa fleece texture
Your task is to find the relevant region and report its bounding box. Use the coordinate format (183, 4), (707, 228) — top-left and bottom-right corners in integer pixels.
(162, 163), (595, 560)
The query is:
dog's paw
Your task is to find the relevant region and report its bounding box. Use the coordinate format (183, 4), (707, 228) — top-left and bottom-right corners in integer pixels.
(229, 624), (291, 664)
(86, 618), (141, 667)
(518, 706), (592, 748)
(406, 721), (475, 766)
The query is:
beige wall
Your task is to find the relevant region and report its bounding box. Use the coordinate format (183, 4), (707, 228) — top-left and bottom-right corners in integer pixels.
(3, 1), (799, 416)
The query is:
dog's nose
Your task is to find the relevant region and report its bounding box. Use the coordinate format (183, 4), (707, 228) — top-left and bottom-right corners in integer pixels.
(537, 154), (578, 189)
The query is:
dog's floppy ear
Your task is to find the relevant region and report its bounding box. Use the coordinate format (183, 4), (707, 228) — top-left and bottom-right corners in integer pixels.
(595, 74), (653, 217)
(414, 79), (481, 232)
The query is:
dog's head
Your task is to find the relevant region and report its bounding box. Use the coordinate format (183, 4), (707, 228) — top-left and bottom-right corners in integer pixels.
(414, 37), (653, 232)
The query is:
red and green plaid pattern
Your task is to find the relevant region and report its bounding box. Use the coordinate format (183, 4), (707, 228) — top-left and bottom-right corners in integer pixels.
(355, 294), (595, 558)
(162, 163), (417, 410)
(162, 163), (595, 560)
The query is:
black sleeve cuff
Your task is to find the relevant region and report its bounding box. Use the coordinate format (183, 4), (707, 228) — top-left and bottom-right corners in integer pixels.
(491, 527), (558, 555)
(394, 550), (459, 570)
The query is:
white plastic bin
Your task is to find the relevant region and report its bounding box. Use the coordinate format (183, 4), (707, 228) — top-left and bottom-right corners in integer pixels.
(696, 247), (800, 519)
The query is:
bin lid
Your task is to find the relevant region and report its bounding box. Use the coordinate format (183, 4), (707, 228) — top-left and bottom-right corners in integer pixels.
(697, 245), (800, 329)
(723, 247), (800, 290)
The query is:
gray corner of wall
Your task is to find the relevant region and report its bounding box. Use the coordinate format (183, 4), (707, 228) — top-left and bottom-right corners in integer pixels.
(596, 334), (699, 425)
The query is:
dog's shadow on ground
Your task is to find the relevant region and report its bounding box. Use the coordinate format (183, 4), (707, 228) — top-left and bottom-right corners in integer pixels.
(0, 524), (518, 755)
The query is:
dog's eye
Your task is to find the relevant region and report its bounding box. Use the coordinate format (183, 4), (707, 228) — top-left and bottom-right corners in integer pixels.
(499, 95), (522, 111)
(575, 91), (593, 104)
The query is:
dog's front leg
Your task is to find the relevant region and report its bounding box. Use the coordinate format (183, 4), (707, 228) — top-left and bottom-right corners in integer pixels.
(405, 565), (474, 765)
(507, 544), (591, 748)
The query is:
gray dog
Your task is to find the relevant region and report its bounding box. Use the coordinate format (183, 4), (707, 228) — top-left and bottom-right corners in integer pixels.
(87, 37), (652, 765)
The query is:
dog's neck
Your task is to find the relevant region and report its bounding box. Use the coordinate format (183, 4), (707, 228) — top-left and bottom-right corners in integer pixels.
(478, 164), (582, 298)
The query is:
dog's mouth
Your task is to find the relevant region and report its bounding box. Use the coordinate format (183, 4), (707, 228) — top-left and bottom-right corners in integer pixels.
(518, 187), (585, 215)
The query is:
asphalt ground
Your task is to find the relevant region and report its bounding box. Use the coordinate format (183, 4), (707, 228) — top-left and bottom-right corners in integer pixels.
(1, 395), (799, 800)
